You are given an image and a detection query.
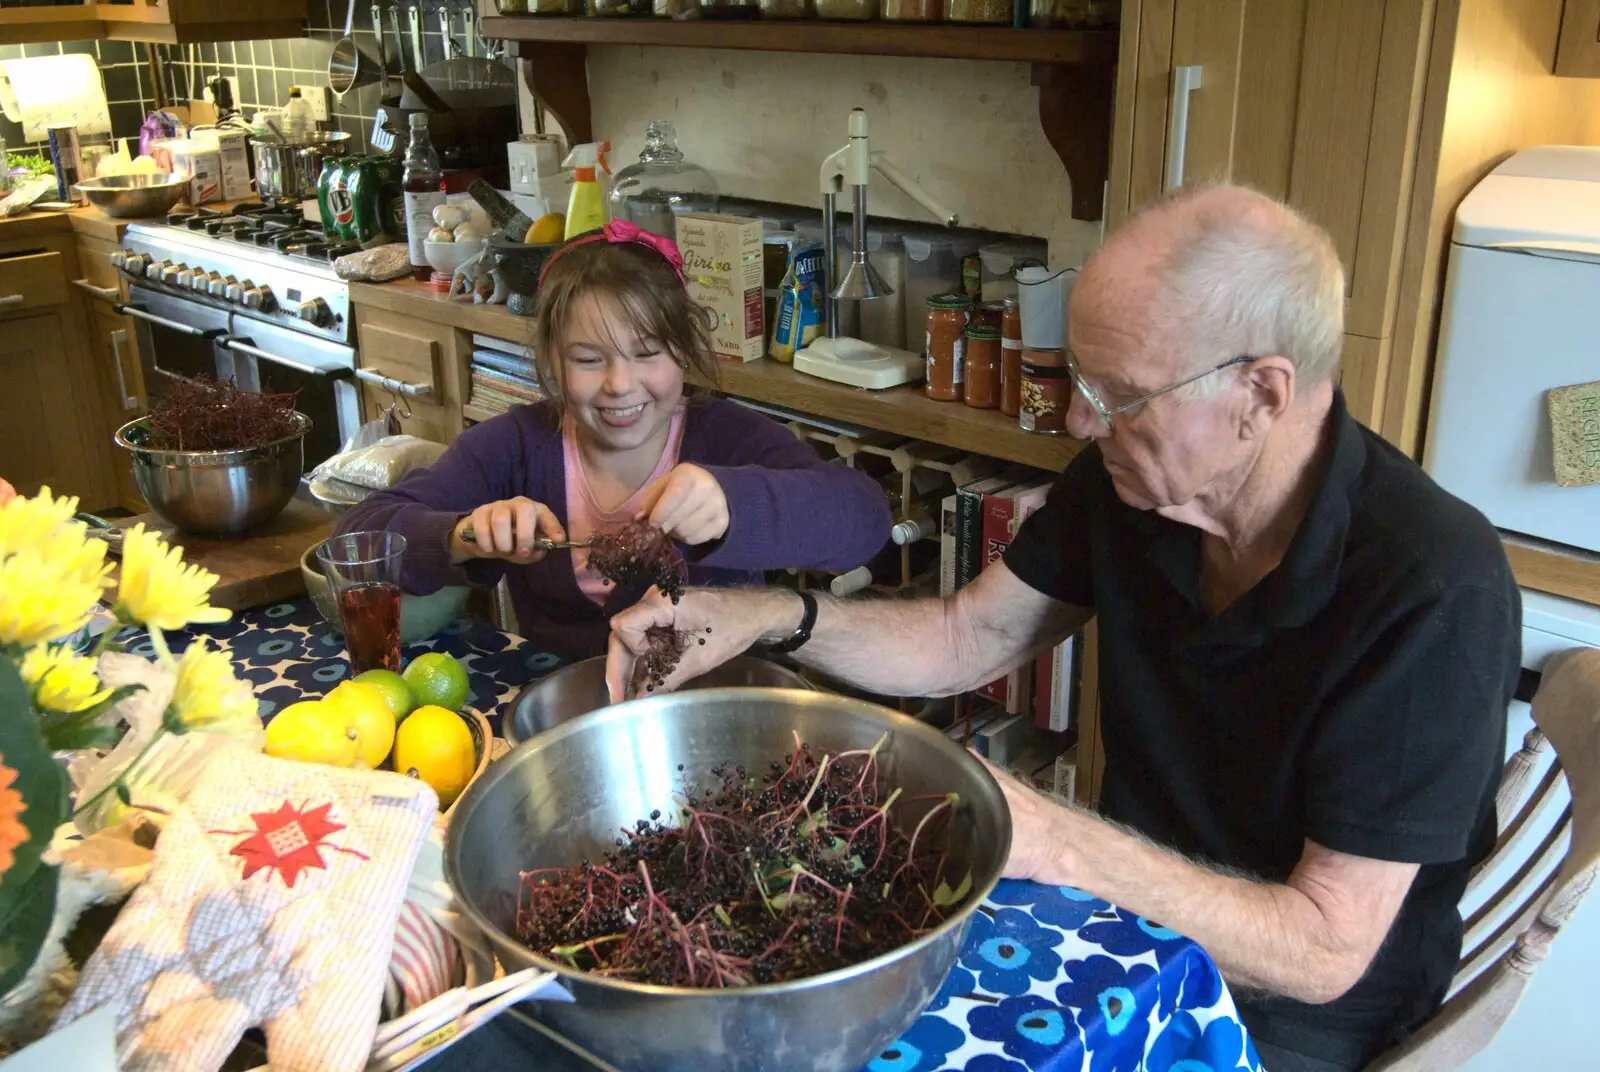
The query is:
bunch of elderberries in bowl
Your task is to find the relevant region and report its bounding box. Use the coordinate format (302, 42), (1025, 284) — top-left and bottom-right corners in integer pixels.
(443, 687), (1011, 1072)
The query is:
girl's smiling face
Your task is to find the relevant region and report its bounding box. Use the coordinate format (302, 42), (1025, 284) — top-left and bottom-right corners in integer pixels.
(560, 291), (686, 454)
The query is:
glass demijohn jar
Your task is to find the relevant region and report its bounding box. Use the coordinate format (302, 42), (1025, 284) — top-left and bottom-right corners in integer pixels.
(608, 121), (721, 239)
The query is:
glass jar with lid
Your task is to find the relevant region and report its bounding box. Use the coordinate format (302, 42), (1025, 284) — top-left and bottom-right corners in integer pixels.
(926, 292), (972, 403)
(883, 0), (940, 19)
(947, 0), (1010, 23)
(608, 121), (721, 239)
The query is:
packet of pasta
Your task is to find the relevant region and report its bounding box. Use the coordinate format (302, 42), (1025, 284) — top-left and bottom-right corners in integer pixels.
(770, 244), (826, 362)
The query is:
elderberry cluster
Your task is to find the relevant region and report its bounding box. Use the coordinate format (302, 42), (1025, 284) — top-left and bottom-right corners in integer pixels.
(514, 739), (967, 989)
(587, 520), (688, 603)
(146, 375), (302, 452)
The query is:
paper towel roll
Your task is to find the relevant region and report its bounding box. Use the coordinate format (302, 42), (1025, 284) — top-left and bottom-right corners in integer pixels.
(0, 55), (111, 143)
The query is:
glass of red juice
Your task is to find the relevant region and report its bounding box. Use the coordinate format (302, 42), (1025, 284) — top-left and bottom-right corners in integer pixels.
(315, 531), (407, 674)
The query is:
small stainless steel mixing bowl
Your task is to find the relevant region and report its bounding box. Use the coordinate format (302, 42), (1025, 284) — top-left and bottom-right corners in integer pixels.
(74, 174), (189, 219)
(445, 687), (1011, 1072)
(114, 413), (310, 535)
(501, 654), (812, 746)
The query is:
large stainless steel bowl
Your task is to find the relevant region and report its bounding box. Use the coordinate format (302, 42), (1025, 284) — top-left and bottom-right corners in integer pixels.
(74, 174), (188, 219)
(502, 654), (811, 747)
(445, 687), (1011, 1072)
(114, 413), (310, 535)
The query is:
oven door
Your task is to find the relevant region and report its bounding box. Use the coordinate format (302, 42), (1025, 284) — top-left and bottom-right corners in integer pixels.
(219, 312), (359, 469)
(119, 284), (359, 470)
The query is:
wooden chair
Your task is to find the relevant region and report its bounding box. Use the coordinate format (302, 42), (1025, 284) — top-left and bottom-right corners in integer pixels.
(1368, 648), (1600, 1070)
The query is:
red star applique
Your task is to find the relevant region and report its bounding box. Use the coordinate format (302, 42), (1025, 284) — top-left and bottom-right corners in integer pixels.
(224, 801), (366, 888)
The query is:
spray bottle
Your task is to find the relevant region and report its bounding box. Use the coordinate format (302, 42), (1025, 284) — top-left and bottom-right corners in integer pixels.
(562, 142), (611, 240)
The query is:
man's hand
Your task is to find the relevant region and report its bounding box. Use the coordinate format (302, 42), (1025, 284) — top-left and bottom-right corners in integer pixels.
(605, 586), (802, 703)
(639, 463), (730, 546)
(450, 497), (565, 563)
(974, 754), (1073, 883)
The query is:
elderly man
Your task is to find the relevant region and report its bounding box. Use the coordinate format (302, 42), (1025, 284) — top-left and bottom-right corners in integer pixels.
(606, 186), (1520, 1071)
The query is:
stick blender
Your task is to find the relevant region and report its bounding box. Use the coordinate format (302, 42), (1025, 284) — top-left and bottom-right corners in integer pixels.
(792, 109), (961, 388)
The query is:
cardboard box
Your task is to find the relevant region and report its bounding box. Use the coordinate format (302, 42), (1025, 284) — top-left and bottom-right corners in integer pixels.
(676, 213), (765, 363)
(185, 150), (221, 205)
(213, 130), (252, 202)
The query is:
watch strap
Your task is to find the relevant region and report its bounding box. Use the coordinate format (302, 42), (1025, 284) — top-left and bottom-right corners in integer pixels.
(762, 589), (817, 655)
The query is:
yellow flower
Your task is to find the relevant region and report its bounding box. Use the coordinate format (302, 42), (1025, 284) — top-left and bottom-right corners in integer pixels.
(21, 643), (111, 713)
(114, 524), (231, 632)
(0, 487), (113, 649)
(0, 545), (111, 650)
(0, 757), (25, 882)
(165, 638), (259, 735)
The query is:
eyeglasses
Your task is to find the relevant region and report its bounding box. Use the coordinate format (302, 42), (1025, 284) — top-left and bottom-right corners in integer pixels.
(1065, 351), (1257, 428)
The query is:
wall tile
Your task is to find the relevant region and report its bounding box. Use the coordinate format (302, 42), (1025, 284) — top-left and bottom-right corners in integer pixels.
(99, 40), (135, 65)
(104, 65), (139, 103)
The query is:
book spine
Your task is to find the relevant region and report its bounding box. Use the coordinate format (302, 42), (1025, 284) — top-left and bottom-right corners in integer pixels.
(977, 491), (1020, 705)
(955, 483), (986, 591)
(938, 493), (958, 599)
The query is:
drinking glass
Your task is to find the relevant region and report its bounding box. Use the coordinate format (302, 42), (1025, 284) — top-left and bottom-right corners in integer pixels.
(316, 531), (406, 674)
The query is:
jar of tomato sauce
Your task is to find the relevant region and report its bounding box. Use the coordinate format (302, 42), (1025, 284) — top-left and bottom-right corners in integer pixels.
(925, 292), (972, 402)
(962, 324), (1002, 409)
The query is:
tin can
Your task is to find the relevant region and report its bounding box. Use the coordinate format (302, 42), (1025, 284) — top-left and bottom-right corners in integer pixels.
(47, 124), (84, 205)
(1020, 346), (1070, 434)
(318, 157), (355, 241)
(346, 156), (405, 248)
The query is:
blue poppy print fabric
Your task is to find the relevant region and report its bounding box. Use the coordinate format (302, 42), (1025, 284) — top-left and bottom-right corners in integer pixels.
(866, 880), (1262, 1071)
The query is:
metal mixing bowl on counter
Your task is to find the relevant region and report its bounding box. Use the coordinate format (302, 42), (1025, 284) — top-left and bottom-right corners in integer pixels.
(445, 687), (1011, 1072)
(114, 413), (310, 535)
(502, 654), (811, 746)
(74, 174), (189, 219)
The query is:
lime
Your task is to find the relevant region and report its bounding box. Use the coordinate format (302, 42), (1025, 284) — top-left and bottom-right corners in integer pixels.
(354, 668), (417, 723)
(326, 680), (397, 769)
(394, 705), (476, 809)
(265, 700), (360, 768)
(403, 652), (470, 713)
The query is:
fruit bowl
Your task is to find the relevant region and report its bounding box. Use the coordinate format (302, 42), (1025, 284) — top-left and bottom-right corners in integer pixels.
(424, 237), (486, 282)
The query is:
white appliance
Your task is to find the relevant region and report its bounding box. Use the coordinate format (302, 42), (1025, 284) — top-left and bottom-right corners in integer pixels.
(1424, 145), (1600, 554)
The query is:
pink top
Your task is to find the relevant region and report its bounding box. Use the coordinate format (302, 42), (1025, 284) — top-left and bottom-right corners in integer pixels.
(563, 405), (687, 604)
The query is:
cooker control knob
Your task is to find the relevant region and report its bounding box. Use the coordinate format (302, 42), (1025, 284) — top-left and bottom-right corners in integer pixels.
(190, 271), (217, 294)
(161, 262), (186, 284)
(175, 267), (197, 289)
(109, 250), (127, 270)
(143, 260), (169, 281)
(118, 252), (147, 275)
(209, 274), (235, 298)
(243, 285), (275, 312)
(297, 297), (331, 326)
(224, 278), (251, 303)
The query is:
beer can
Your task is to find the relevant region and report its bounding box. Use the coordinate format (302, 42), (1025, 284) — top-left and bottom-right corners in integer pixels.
(47, 124), (84, 205)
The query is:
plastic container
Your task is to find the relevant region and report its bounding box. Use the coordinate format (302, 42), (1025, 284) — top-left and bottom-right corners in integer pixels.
(903, 233), (978, 356)
(1016, 264), (1074, 350)
(813, 0), (877, 17)
(564, 144), (607, 240)
(978, 238), (1048, 301)
(883, 0), (941, 18)
(284, 88), (314, 142)
(609, 120), (720, 239)
(858, 231), (906, 350)
(796, 218), (858, 339)
(925, 292), (971, 402)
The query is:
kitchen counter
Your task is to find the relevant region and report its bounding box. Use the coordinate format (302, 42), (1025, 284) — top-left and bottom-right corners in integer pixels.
(351, 277), (535, 340)
(0, 202), (136, 243)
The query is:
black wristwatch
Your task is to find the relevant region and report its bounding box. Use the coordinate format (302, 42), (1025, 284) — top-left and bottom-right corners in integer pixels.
(761, 589), (817, 655)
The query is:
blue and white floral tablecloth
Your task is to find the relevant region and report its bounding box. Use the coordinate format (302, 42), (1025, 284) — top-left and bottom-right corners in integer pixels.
(150, 599), (1261, 1072)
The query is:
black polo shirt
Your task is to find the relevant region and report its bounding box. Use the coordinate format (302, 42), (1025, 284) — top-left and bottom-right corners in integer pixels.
(1004, 390), (1520, 1066)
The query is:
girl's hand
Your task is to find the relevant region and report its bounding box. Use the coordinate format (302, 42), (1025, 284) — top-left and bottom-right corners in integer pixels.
(451, 497), (566, 563)
(639, 463), (729, 546)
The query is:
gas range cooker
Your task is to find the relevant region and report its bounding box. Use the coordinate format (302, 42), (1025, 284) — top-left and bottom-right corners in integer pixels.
(116, 204), (356, 346)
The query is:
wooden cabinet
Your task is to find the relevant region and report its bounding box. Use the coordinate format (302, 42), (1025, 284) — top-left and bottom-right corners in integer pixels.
(0, 0), (309, 45)
(75, 234), (151, 514)
(0, 232), (119, 510)
(1109, 0), (1433, 430)
(1556, 0), (1600, 76)
(352, 305), (466, 446)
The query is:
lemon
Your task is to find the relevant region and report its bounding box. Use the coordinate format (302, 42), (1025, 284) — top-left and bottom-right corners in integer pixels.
(326, 680), (397, 769)
(393, 705), (476, 809)
(265, 700), (360, 768)
(525, 213), (565, 245)
(354, 668), (416, 723)
(403, 652), (470, 713)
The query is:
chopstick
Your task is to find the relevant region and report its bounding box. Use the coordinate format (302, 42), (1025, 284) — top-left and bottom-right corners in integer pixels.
(366, 967), (564, 1071)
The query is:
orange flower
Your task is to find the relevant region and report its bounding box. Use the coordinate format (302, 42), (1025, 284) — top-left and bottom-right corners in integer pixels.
(0, 755), (26, 882)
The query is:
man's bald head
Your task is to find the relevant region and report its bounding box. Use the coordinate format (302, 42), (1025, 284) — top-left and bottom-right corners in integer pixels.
(1075, 184), (1346, 396)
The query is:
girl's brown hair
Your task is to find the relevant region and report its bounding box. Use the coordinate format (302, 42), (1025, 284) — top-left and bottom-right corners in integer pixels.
(531, 237), (721, 410)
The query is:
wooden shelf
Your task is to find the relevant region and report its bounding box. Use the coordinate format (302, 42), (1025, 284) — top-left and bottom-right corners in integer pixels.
(482, 17), (1117, 64)
(489, 18), (1118, 221)
(0, 4), (103, 44)
(0, 1), (307, 45)
(1504, 534), (1600, 607)
(703, 358), (1083, 471)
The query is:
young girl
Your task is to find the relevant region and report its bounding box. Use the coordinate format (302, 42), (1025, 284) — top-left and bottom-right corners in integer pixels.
(337, 221), (890, 659)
